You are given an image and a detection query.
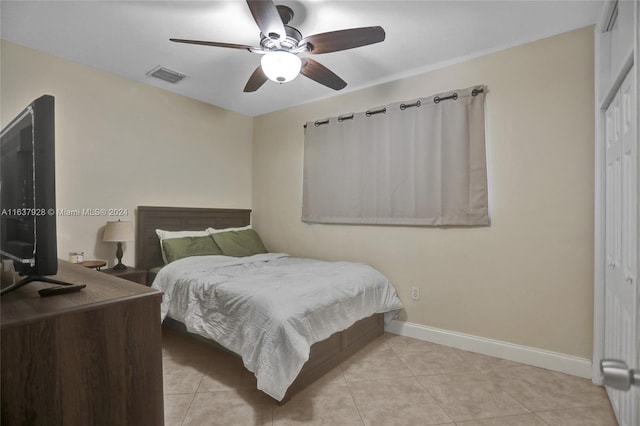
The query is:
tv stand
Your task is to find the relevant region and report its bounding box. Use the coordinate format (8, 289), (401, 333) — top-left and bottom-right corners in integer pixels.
(0, 274), (79, 295)
(1, 260), (164, 424)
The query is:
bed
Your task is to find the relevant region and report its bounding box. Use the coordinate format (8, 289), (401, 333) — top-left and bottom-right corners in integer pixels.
(135, 206), (403, 403)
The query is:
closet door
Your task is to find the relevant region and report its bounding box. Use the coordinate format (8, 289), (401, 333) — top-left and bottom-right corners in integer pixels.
(604, 67), (637, 426)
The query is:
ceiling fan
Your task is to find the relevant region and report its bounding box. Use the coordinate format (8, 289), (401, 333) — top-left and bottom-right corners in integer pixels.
(170, 0), (385, 92)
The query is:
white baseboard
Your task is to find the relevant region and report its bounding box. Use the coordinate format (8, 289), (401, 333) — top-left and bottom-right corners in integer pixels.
(385, 320), (592, 379)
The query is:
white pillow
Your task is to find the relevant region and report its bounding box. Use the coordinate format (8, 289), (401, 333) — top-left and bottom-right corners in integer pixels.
(207, 225), (251, 234)
(156, 229), (210, 240)
(155, 229), (210, 263)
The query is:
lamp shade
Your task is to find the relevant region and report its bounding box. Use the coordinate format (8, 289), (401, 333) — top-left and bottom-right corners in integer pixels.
(261, 51), (302, 83)
(103, 220), (134, 242)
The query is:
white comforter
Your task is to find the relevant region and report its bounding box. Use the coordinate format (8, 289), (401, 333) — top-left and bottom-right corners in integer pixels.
(152, 253), (403, 401)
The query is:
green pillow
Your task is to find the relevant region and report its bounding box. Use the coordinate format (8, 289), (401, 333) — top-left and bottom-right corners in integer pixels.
(211, 229), (268, 257)
(162, 236), (223, 263)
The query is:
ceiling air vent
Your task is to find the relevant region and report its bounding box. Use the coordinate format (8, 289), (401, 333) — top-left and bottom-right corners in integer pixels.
(146, 65), (186, 84)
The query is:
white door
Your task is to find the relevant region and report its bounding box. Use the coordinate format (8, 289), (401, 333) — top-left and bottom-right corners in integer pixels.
(603, 67), (638, 426)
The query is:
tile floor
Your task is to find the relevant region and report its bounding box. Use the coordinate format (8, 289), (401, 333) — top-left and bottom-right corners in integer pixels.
(162, 328), (618, 425)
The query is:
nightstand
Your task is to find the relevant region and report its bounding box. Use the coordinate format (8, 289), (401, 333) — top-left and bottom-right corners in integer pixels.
(101, 267), (147, 285)
(79, 260), (107, 270)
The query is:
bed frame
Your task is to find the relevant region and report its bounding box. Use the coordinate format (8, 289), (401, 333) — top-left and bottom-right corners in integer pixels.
(135, 206), (384, 403)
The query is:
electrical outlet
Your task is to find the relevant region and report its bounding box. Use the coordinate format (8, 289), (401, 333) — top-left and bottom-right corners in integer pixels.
(411, 287), (420, 300)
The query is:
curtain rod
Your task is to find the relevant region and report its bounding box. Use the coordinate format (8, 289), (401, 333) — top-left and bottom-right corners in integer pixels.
(304, 87), (484, 129)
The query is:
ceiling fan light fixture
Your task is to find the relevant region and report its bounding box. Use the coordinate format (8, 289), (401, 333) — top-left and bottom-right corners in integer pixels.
(261, 51), (302, 83)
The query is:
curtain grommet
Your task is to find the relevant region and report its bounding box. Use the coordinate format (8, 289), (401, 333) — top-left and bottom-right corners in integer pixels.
(365, 108), (386, 117)
(400, 100), (421, 111)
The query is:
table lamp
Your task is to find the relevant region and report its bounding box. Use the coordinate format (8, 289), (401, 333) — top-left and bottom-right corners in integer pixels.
(103, 220), (134, 270)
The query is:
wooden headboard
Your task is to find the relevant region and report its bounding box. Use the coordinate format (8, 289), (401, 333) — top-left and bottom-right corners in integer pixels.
(135, 206), (251, 271)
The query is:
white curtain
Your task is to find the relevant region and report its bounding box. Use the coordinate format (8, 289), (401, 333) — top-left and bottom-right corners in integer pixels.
(302, 85), (488, 226)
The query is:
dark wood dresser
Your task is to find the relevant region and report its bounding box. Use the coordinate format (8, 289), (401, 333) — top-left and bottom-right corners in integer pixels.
(1, 260), (164, 425)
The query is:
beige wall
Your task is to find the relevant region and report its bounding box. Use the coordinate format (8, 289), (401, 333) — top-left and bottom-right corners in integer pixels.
(1, 26), (595, 360)
(252, 27), (595, 359)
(1, 40), (253, 268)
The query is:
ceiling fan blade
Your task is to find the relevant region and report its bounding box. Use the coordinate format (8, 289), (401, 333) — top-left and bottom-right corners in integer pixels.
(300, 58), (347, 91)
(246, 0), (286, 40)
(300, 26), (386, 54)
(243, 65), (268, 92)
(170, 38), (254, 51)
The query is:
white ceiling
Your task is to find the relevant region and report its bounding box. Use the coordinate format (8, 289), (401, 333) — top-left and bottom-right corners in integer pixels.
(1, 1), (601, 117)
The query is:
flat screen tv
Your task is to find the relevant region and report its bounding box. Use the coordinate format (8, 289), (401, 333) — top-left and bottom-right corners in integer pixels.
(0, 95), (75, 295)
